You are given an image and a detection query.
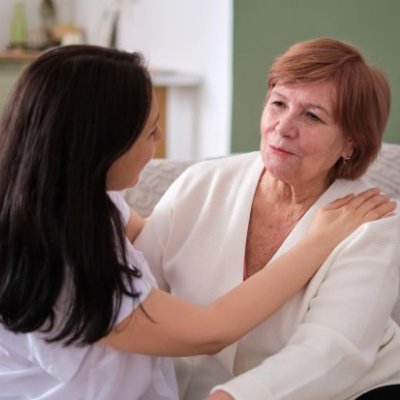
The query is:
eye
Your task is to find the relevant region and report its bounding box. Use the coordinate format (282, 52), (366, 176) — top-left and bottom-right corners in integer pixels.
(271, 100), (285, 108)
(306, 111), (322, 123)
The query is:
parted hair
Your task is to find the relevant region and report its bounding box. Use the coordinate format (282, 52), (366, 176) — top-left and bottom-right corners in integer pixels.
(267, 37), (391, 180)
(0, 45), (152, 345)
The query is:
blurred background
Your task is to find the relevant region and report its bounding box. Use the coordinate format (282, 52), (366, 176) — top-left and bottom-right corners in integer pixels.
(0, 0), (399, 160)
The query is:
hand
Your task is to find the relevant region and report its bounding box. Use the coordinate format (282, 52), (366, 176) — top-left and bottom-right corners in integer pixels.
(308, 188), (396, 247)
(205, 391), (235, 400)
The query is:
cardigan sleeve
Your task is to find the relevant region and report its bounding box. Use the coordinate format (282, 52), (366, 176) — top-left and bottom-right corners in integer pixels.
(211, 214), (400, 399)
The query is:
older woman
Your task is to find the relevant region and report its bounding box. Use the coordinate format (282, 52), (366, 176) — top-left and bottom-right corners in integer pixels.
(134, 38), (400, 399)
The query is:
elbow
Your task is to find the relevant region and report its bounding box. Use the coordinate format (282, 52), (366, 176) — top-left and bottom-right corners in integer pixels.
(185, 327), (233, 355)
(196, 332), (236, 355)
(182, 331), (234, 356)
(192, 308), (238, 355)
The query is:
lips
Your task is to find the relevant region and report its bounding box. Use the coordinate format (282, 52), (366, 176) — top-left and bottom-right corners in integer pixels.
(269, 144), (296, 156)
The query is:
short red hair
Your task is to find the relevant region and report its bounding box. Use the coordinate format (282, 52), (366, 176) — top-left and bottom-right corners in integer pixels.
(267, 38), (391, 179)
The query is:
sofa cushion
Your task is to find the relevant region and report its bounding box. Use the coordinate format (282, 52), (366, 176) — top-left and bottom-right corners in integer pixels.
(364, 143), (400, 200)
(123, 159), (194, 218)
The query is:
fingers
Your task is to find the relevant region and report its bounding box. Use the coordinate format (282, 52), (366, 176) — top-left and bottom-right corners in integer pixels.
(328, 188), (394, 215)
(354, 187), (395, 216)
(323, 187), (397, 228)
(342, 187), (396, 222)
(310, 188), (396, 247)
(361, 198), (397, 221)
(346, 187), (381, 210)
(325, 193), (355, 210)
(325, 188), (380, 211)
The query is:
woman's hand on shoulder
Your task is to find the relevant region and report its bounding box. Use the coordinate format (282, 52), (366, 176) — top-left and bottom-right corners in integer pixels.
(308, 187), (396, 247)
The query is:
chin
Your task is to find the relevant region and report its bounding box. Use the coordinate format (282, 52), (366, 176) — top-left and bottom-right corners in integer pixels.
(264, 157), (292, 176)
(109, 177), (139, 191)
(130, 174), (141, 187)
(266, 164), (301, 185)
(131, 178), (139, 187)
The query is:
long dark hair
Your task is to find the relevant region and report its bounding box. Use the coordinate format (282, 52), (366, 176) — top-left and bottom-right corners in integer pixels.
(0, 45), (153, 345)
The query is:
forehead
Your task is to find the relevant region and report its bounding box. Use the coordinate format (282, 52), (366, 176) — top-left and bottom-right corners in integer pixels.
(270, 81), (336, 110)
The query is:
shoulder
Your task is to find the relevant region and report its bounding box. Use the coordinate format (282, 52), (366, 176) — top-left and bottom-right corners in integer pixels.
(107, 191), (130, 225)
(335, 188), (400, 259)
(333, 177), (400, 217)
(333, 176), (375, 194)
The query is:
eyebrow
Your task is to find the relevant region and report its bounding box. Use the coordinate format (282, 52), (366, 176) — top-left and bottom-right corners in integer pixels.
(304, 103), (330, 116)
(272, 91), (331, 116)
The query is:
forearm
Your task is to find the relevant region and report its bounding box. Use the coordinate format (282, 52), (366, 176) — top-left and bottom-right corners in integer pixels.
(206, 234), (333, 346)
(103, 234), (334, 356)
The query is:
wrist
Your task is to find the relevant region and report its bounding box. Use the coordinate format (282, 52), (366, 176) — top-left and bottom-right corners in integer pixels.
(302, 233), (336, 257)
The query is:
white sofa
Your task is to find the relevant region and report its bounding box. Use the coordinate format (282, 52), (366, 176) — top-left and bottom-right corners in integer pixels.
(123, 143), (400, 323)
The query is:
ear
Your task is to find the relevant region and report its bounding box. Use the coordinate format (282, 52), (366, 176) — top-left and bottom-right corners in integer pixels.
(342, 138), (354, 159)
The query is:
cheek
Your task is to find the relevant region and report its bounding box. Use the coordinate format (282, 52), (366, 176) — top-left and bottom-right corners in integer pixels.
(260, 117), (275, 152)
(302, 136), (321, 154)
(260, 109), (274, 134)
(305, 135), (344, 168)
(137, 141), (154, 167)
(325, 134), (347, 156)
(144, 140), (155, 161)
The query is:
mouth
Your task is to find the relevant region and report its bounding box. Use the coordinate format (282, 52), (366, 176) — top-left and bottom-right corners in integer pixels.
(269, 144), (295, 156)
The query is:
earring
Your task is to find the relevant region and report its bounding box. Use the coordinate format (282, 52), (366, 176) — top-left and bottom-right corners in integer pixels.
(343, 155), (351, 164)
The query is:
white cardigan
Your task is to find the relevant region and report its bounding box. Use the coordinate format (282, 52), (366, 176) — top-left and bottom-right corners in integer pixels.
(135, 152), (400, 400)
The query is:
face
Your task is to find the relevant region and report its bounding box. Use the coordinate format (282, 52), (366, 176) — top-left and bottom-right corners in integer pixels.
(260, 81), (354, 188)
(106, 95), (161, 190)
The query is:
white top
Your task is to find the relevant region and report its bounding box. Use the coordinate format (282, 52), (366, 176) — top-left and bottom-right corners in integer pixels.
(134, 152), (400, 400)
(0, 192), (178, 400)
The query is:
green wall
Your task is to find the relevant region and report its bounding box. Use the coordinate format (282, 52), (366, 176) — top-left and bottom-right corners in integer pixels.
(232, 0), (400, 152)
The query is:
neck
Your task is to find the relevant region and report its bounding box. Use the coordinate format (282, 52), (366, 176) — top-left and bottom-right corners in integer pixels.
(258, 170), (329, 208)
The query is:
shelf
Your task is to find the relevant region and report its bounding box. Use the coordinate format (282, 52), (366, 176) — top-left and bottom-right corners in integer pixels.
(0, 50), (42, 62)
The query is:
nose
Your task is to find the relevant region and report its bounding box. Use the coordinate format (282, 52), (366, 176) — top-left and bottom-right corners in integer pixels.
(275, 112), (298, 138)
